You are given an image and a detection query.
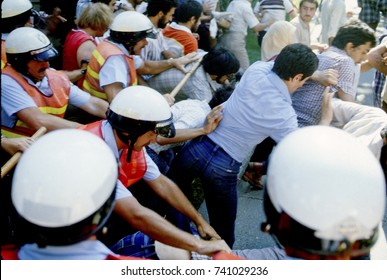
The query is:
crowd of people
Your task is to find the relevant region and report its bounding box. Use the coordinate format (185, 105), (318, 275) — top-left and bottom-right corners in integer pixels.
(1, 0), (387, 261)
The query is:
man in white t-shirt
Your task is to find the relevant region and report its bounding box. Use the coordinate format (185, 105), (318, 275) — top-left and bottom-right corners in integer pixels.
(218, 0), (271, 73)
(319, 0), (348, 45)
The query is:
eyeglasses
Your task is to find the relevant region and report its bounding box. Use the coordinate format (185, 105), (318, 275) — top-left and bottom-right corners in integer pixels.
(226, 73), (235, 81)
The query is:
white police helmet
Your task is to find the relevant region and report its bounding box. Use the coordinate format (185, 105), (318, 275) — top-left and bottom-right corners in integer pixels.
(5, 27), (58, 62)
(107, 85), (175, 144)
(1, 0), (32, 19)
(263, 126), (386, 258)
(12, 129), (118, 246)
(109, 11), (156, 45)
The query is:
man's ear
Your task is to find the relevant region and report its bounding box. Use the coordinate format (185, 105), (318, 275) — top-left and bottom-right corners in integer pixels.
(294, 73), (304, 81)
(344, 42), (355, 53)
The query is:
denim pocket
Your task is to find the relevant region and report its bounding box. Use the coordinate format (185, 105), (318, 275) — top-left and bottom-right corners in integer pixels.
(110, 231), (157, 259)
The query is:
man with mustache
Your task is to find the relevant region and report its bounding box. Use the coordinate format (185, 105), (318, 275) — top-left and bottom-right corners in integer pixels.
(1, 27), (108, 139)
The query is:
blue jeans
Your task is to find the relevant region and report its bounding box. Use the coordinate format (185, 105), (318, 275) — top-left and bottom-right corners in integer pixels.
(169, 135), (241, 247)
(109, 231), (157, 259)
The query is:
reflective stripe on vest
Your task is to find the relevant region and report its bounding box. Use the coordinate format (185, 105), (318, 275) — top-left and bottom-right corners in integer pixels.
(1, 40), (6, 70)
(1, 67), (70, 138)
(82, 41), (138, 100)
(79, 121), (147, 187)
(1, 125), (35, 138)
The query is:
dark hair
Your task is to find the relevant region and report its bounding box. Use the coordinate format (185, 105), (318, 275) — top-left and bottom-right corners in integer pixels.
(299, 0), (319, 9)
(1, 9), (32, 33)
(273, 43), (318, 81)
(174, 0), (202, 23)
(332, 19), (376, 49)
(209, 85), (235, 108)
(202, 47), (240, 77)
(146, 0), (178, 17)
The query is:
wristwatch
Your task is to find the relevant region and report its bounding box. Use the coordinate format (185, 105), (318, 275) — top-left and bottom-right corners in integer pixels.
(81, 69), (87, 75)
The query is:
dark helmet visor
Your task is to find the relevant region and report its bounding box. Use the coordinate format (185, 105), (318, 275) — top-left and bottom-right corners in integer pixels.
(31, 44), (58, 62)
(155, 119), (175, 138)
(107, 109), (175, 138)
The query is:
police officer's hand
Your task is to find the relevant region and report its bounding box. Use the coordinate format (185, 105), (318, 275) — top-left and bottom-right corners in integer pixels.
(196, 239), (231, 257)
(319, 87), (334, 126)
(1, 136), (34, 155)
(163, 93), (175, 106)
(172, 52), (200, 74)
(196, 220), (222, 241)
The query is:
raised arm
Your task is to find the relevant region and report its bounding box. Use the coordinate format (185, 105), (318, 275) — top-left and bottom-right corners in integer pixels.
(156, 105), (223, 146)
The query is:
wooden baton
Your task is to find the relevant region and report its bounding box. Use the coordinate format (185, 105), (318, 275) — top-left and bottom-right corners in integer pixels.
(169, 55), (204, 98)
(1, 127), (47, 179)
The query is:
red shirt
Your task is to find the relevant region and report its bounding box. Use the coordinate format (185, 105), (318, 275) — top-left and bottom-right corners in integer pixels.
(62, 29), (95, 71)
(162, 24), (198, 55)
(62, 29), (96, 88)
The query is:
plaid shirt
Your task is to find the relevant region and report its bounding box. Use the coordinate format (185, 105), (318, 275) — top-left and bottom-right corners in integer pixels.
(358, 0), (387, 24)
(373, 34), (387, 107)
(373, 71), (385, 107)
(292, 47), (357, 127)
(146, 62), (219, 102)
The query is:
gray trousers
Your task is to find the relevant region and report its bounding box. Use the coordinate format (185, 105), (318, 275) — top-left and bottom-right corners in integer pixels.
(218, 31), (250, 73)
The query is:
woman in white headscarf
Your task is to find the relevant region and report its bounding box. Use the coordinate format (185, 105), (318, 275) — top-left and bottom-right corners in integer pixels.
(261, 20), (297, 61)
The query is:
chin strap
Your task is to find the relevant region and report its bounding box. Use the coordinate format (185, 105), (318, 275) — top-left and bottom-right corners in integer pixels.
(122, 42), (135, 55)
(126, 145), (133, 162)
(114, 129), (139, 163)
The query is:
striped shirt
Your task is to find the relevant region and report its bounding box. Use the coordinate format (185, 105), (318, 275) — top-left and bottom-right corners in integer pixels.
(254, 0), (295, 29)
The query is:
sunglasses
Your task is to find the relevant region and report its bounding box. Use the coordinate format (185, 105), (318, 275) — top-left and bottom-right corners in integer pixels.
(155, 123), (175, 138)
(31, 45), (58, 62)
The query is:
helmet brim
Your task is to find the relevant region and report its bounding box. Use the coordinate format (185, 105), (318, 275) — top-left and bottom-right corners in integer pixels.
(31, 45), (58, 61)
(107, 109), (175, 138)
(146, 30), (157, 40)
(155, 119), (175, 138)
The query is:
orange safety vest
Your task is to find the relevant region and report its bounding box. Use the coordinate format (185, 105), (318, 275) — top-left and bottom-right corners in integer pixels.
(1, 66), (70, 138)
(82, 41), (137, 100)
(1, 39), (6, 70)
(212, 251), (246, 260)
(79, 121), (147, 187)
